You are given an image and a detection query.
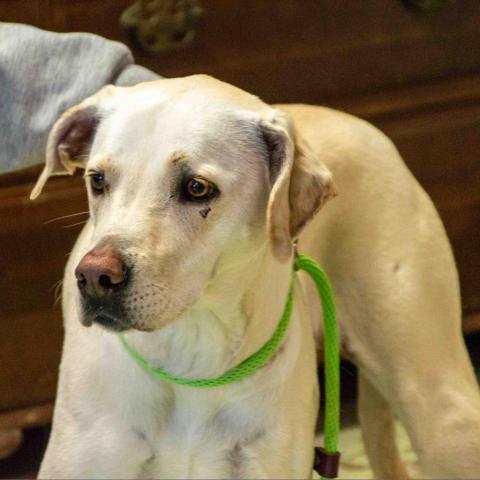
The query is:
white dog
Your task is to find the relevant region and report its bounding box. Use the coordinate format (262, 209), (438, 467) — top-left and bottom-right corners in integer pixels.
(31, 75), (480, 479)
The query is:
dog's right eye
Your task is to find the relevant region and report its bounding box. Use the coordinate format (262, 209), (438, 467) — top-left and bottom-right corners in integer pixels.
(87, 172), (107, 195)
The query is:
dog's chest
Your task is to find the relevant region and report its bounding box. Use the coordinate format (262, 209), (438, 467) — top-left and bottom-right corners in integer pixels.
(132, 391), (267, 478)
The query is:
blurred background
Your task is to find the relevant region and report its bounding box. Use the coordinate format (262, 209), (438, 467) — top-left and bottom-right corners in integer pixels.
(0, 0), (479, 477)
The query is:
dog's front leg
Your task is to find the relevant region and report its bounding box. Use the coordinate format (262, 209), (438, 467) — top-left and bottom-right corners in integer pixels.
(38, 406), (153, 479)
(227, 428), (315, 480)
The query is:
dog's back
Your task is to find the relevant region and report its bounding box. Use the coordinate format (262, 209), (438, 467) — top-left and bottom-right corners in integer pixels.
(283, 104), (480, 478)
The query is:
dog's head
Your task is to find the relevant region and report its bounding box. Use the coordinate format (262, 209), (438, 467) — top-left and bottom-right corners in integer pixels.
(31, 76), (335, 332)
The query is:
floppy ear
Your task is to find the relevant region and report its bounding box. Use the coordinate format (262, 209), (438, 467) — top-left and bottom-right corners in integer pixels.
(262, 109), (337, 262)
(29, 86), (117, 200)
(29, 104), (98, 200)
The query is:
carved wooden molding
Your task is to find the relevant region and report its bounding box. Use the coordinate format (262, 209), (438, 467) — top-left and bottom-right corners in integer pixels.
(0, 404), (53, 459)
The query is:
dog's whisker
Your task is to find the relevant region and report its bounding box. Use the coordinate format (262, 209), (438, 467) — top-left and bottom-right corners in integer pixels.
(49, 278), (63, 293)
(54, 281), (64, 307)
(44, 211), (89, 225)
(50, 279), (64, 307)
(62, 220), (88, 229)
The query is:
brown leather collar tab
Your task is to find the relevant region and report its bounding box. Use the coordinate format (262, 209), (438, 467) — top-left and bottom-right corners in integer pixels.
(313, 447), (341, 478)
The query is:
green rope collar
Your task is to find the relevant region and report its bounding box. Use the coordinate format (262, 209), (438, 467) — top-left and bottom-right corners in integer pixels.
(119, 254), (340, 478)
(118, 274), (294, 387)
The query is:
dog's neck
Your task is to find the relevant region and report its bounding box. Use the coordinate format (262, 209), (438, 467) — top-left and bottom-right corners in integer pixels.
(122, 244), (293, 381)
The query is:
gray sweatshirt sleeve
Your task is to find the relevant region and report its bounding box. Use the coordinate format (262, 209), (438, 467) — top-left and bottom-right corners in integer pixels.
(0, 22), (160, 174)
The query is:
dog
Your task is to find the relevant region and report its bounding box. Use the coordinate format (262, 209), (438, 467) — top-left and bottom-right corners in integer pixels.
(30, 75), (480, 479)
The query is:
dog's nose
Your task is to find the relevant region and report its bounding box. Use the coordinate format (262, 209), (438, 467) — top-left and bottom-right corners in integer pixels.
(75, 244), (128, 297)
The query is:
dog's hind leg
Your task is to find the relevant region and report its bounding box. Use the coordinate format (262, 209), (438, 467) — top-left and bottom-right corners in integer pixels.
(357, 373), (409, 480)
(340, 276), (480, 479)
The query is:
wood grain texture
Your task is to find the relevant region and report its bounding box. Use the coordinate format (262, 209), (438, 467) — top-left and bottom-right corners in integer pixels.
(2, 0), (480, 102)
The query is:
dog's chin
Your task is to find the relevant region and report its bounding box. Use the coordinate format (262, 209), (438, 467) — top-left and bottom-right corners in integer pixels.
(80, 312), (129, 332)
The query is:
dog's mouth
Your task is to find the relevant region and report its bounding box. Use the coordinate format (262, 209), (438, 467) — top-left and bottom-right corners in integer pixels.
(79, 297), (157, 332)
(80, 297), (130, 332)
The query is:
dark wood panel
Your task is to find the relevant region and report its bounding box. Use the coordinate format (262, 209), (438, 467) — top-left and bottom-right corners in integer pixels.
(368, 101), (480, 212)
(52, 0), (480, 103)
(0, 176), (86, 409)
(0, 403), (52, 460)
(0, 0), (43, 25)
(0, 308), (62, 409)
(464, 312), (480, 335)
(2, 1), (480, 103)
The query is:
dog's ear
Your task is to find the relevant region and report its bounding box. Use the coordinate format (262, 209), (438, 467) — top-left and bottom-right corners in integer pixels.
(30, 86), (116, 200)
(261, 109), (337, 262)
(29, 104), (98, 200)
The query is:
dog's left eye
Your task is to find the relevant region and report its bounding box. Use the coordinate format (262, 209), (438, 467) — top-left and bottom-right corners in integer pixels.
(184, 177), (217, 201)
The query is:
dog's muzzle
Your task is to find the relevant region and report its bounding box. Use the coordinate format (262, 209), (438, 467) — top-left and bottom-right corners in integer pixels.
(75, 242), (131, 331)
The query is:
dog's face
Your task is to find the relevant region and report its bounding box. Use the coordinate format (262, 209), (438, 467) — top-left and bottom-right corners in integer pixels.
(31, 76), (335, 332)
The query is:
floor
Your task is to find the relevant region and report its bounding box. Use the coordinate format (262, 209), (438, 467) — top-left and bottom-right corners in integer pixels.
(1, 333), (479, 479)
